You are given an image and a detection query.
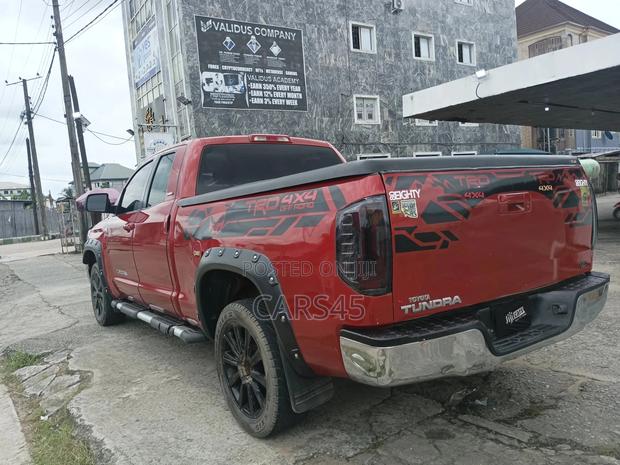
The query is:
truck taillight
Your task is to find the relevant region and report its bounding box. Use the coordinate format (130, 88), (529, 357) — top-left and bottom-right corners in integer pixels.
(336, 196), (392, 295)
(589, 181), (598, 249)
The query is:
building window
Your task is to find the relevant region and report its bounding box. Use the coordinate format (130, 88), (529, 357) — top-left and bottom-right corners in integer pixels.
(455, 0), (473, 5)
(357, 153), (391, 160)
(350, 22), (376, 54)
(129, 0), (154, 37)
(456, 41), (476, 65)
(415, 119), (438, 126)
(452, 151), (478, 156)
(592, 130), (602, 139)
(414, 152), (442, 157)
(459, 122), (479, 127)
(413, 33), (435, 61)
(528, 36), (562, 58)
(354, 95), (381, 125)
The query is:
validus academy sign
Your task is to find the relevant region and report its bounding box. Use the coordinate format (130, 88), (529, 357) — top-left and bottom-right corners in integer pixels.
(195, 16), (307, 112)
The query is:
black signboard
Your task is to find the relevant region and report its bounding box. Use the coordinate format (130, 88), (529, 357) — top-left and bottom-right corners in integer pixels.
(195, 16), (307, 111)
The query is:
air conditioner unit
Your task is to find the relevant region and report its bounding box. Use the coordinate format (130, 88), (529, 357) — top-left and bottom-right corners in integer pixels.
(391, 0), (404, 13)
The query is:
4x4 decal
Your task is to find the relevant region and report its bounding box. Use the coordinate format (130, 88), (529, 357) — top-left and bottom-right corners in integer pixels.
(389, 168), (591, 226)
(182, 188), (332, 240)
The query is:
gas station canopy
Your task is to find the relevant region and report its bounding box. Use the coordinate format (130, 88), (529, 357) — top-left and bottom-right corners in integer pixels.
(403, 33), (620, 131)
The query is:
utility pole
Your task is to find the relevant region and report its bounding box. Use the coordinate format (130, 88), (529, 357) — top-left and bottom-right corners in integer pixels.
(6, 76), (50, 238)
(52, 0), (88, 246)
(26, 138), (41, 236)
(68, 75), (91, 191)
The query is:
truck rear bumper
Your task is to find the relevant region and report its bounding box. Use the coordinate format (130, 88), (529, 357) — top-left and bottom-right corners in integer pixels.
(340, 273), (610, 387)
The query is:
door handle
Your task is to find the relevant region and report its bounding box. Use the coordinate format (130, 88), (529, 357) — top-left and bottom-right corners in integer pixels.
(164, 214), (171, 234)
(498, 193), (531, 214)
(123, 223), (136, 232)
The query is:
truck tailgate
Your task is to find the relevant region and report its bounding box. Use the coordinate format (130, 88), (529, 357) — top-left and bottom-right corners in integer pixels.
(383, 166), (594, 323)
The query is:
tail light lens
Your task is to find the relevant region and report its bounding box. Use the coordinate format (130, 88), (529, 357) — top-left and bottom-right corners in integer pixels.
(336, 196), (392, 295)
(589, 181), (598, 249)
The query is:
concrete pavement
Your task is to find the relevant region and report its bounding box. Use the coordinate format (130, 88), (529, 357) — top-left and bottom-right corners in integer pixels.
(0, 384), (31, 465)
(0, 238), (62, 264)
(0, 195), (619, 465)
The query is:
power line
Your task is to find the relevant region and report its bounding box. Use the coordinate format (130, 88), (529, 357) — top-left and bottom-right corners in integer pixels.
(0, 0), (24, 140)
(0, 121), (25, 169)
(61, 0), (76, 12)
(65, 0), (107, 28)
(33, 112), (134, 143)
(30, 34), (56, 102)
(87, 129), (134, 145)
(22, 4), (52, 72)
(0, 170), (71, 183)
(65, 0), (94, 20)
(32, 49), (57, 114)
(66, 0), (120, 43)
(0, 41), (55, 45)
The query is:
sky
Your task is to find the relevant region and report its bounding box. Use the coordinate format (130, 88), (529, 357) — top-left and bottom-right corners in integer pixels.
(0, 0), (133, 197)
(0, 0), (619, 197)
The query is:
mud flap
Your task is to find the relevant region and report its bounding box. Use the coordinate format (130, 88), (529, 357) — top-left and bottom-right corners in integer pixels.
(279, 347), (334, 414)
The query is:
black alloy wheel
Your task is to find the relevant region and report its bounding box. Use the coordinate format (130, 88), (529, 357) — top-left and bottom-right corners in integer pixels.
(221, 324), (267, 418)
(89, 263), (123, 326)
(215, 299), (298, 437)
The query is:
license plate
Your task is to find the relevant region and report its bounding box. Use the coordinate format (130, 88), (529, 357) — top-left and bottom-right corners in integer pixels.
(492, 301), (531, 338)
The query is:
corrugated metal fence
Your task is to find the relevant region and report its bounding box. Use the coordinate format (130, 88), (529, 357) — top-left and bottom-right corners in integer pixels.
(0, 201), (60, 239)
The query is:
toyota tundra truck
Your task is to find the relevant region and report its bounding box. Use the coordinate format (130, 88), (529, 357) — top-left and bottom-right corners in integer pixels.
(82, 134), (610, 437)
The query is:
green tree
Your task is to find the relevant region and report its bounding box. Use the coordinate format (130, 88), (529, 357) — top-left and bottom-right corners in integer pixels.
(14, 190), (32, 201)
(60, 186), (74, 199)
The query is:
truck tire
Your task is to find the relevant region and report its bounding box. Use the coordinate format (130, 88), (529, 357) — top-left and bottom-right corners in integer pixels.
(90, 263), (124, 327)
(614, 208), (620, 221)
(215, 298), (298, 437)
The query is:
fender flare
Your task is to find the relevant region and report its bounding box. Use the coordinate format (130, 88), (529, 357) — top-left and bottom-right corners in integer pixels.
(83, 238), (112, 297)
(195, 247), (333, 413)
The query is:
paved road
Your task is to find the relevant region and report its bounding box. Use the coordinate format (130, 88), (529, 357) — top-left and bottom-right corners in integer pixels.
(1, 195), (619, 465)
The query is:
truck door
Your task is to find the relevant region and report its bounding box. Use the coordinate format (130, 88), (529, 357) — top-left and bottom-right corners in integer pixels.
(105, 160), (154, 301)
(132, 152), (180, 314)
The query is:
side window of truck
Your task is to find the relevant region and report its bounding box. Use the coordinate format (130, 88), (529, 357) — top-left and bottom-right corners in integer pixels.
(118, 161), (153, 213)
(146, 153), (176, 207)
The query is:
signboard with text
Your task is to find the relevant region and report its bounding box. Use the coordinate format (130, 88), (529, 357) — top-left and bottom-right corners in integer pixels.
(132, 17), (160, 88)
(195, 16), (307, 111)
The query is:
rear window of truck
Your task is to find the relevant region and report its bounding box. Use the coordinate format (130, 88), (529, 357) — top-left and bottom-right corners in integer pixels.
(196, 143), (343, 194)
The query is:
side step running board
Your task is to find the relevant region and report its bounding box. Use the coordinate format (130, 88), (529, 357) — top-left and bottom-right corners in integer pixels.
(111, 300), (207, 344)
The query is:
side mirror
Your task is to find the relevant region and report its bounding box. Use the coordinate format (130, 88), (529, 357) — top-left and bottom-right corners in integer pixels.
(85, 193), (115, 214)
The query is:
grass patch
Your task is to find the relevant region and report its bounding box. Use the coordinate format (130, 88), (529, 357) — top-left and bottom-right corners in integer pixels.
(4, 350), (42, 373)
(1, 354), (96, 465)
(29, 408), (94, 465)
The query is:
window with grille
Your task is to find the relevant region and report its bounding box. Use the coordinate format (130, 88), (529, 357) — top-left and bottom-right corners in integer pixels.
(354, 96), (381, 124)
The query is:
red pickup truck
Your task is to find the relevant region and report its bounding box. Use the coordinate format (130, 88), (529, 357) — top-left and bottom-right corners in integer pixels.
(83, 134), (609, 437)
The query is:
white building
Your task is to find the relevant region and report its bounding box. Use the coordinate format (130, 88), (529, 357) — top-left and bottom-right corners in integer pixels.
(0, 182), (31, 200)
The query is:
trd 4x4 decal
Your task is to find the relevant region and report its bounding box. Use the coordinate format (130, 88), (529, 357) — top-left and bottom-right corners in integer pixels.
(180, 187), (345, 240)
